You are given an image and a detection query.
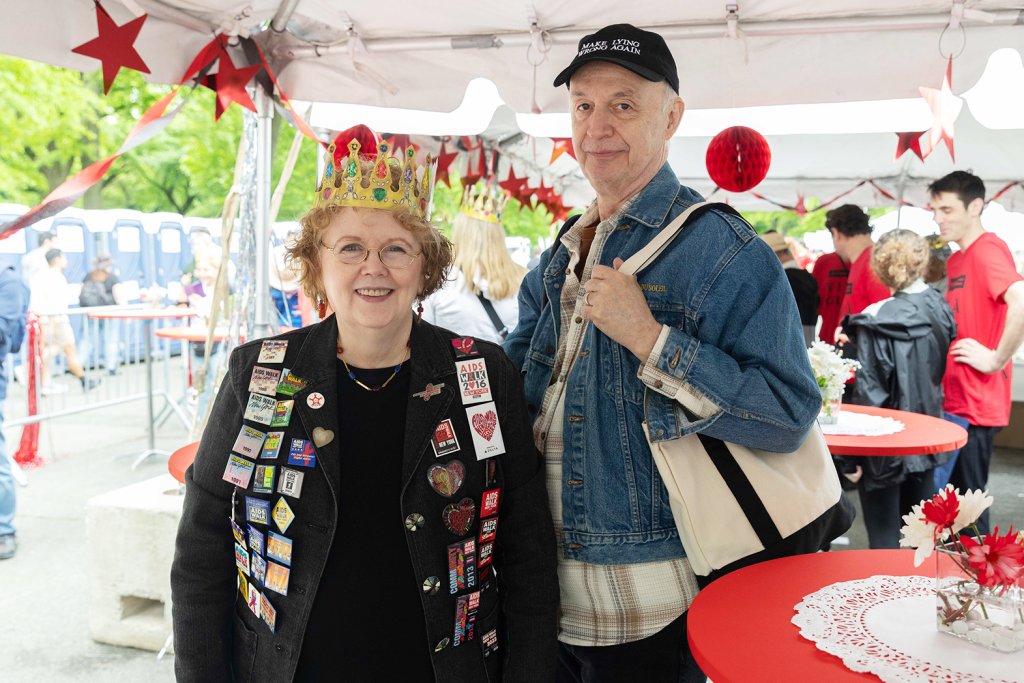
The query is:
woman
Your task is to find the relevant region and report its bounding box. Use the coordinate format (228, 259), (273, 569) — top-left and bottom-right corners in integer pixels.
(421, 186), (526, 343)
(842, 229), (956, 548)
(171, 136), (558, 683)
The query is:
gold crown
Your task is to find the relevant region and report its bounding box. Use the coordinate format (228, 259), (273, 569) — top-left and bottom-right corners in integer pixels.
(315, 139), (435, 219)
(460, 185), (509, 223)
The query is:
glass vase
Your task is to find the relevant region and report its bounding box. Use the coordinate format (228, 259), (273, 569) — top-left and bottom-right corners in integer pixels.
(935, 543), (1024, 652)
(817, 395), (842, 425)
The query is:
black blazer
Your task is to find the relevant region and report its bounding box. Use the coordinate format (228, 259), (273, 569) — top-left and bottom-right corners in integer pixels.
(171, 317), (558, 682)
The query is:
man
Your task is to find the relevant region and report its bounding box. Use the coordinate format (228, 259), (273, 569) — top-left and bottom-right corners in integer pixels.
(21, 230), (58, 286)
(0, 265), (28, 560)
(29, 249), (98, 393)
(505, 24), (820, 683)
(761, 231), (819, 346)
(929, 171), (1024, 529)
(80, 255), (125, 375)
(830, 204), (889, 325)
(812, 248), (849, 345)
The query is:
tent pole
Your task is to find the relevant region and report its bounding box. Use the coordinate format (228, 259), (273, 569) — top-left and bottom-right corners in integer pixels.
(254, 86), (274, 340)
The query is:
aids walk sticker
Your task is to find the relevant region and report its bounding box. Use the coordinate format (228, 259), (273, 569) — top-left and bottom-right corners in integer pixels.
(267, 531), (293, 566)
(270, 400), (295, 428)
(277, 468), (305, 498)
(246, 497), (270, 525)
(257, 340), (288, 363)
(465, 402), (505, 460)
(456, 358), (492, 405)
(265, 560), (290, 596)
(223, 455), (255, 488)
(287, 438), (317, 468)
(233, 425), (267, 459)
(244, 394), (277, 426)
(248, 366), (283, 397)
(272, 497), (295, 533)
(261, 432), (285, 459)
(431, 419), (460, 457)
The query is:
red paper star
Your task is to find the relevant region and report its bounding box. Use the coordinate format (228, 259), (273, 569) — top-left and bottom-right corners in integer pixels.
(384, 133), (414, 154)
(499, 166), (529, 196)
(550, 138), (577, 163)
(435, 140), (460, 188)
(461, 147), (485, 188)
(918, 58), (963, 161)
(71, 4), (150, 94)
(894, 131), (927, 161)
(212, 50), (262, 120)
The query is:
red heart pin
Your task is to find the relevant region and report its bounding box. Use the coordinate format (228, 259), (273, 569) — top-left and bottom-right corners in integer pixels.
(427, 460), (465, 498)
(442, 497), (475, 536)
(472, 410), (497, 441)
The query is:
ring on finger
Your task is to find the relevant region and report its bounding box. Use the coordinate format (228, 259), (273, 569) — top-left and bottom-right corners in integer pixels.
(584, 291), (592, 306)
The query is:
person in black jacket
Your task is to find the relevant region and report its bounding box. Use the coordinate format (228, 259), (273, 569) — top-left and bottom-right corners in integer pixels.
(842, 229), (956, 548)
(171, 134), (558, 683)
(761, 231), (819, 346)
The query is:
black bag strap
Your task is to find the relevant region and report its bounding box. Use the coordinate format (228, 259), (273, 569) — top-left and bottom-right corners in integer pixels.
(696, 433), (783, 547)
(475, 292), (508, 340)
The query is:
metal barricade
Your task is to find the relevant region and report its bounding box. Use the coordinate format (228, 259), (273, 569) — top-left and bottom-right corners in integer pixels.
(5, 306), (192, 433)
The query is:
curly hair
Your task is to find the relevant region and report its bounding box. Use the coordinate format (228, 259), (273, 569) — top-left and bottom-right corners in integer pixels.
(287, 204), (453, 306)
(871, 229), (929, 292)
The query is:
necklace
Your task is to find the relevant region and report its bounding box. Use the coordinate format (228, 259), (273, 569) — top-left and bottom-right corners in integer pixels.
(337, 339), (410, 393)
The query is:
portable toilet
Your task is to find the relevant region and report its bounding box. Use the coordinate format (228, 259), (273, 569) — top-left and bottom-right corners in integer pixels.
(0, 204), (30, 280)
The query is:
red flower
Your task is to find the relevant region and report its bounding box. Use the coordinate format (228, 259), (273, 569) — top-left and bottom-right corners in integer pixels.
(921, 487), (959, 532)
(961, 527), (1024, 587)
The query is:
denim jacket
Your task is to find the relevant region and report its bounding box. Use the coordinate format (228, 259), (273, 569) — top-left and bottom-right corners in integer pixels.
(505, 165), (820, 565)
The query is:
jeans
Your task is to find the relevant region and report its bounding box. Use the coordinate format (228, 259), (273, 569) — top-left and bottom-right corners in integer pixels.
(556, 613), (705, 683)
(0, 357), (15, 536)
(858, 470), (934, 548)
(933, 412), (970, 491)
(949, 423), (1000, 534)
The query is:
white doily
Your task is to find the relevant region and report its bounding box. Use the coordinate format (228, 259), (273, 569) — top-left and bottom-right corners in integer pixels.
(819, 410), (906, 436)
(792, 575), (1024, 682)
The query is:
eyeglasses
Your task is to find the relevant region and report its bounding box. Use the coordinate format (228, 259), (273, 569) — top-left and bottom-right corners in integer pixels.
(320, 240), (421, 269)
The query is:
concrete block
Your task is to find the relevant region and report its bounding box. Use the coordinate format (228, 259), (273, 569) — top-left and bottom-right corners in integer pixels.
(86, 474), (184, 652)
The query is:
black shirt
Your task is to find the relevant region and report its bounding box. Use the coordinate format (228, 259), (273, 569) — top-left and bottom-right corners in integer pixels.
(294, 359), (435, 682)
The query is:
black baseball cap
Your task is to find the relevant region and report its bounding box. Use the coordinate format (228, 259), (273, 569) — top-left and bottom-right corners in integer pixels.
(553, 24), (679, 93)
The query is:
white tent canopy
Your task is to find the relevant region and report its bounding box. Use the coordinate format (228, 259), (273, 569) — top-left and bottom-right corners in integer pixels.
(3, 1), (1023, 210)
(5, 1), (1022, 111)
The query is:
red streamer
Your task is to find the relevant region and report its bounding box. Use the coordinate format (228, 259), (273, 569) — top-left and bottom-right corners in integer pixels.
(14, 314), (43, 469)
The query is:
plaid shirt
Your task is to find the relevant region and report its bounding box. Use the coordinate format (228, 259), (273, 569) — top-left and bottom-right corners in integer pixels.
(535, 201), (698, 647)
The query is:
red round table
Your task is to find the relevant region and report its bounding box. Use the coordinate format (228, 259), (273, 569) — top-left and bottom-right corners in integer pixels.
(154, 325), (229, 343)
(687, 549), (954, 682)
(824, 404), (967, 456)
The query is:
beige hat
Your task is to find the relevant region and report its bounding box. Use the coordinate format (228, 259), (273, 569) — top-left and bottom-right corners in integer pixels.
(759, 231), (788, 253)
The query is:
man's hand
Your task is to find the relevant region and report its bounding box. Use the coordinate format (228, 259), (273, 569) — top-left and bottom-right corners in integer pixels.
(950, 337), (1003, 374)
(583, 257), (662, 361)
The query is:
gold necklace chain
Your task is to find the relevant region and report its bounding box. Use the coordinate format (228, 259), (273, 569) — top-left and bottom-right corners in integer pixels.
(339, 352), (408, 392)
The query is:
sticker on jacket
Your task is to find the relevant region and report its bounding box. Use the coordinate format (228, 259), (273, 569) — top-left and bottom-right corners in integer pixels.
(457, 358), (492, 405)
(465, 402), (505, 460)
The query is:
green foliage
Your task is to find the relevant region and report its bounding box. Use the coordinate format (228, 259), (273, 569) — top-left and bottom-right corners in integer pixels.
(0, 55), (566, 238)
(0, 56), (318, 219)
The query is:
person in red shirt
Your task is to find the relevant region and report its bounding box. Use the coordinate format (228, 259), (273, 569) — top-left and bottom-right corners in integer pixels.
(812, 250), (849, 345)
(829, 205), (890, 323)
(928, 171), (1024, 532)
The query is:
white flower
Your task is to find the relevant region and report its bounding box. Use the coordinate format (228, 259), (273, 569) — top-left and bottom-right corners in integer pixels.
(899, 503), (950, 566)
(952, 488), (994, 534)
(807, 342), (860, 401)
